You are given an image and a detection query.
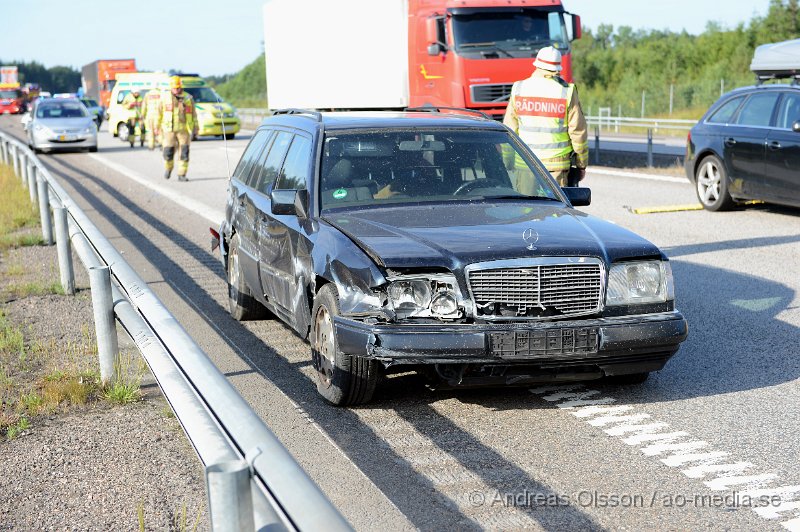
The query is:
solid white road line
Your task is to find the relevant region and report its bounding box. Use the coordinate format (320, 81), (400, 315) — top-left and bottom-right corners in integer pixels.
(588, 167), (688, 184)
(87, 153), (224, 225)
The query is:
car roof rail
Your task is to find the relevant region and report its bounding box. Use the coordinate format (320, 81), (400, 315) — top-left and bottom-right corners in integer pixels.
(271, 108), (323, 122)
(404, 106), (493, 120)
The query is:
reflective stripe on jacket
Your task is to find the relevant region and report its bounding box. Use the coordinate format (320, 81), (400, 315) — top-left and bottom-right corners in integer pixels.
(160, 91), (196, 133)
(504, 71), (589, 172)
(512, 76), (572, 166)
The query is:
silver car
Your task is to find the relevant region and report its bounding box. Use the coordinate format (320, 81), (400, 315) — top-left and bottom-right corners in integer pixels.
(25, 98), (98, 153)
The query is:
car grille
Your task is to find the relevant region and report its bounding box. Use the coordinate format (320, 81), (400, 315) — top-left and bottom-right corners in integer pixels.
(468, 263), (603, 319)
(470, 84), (512, 103)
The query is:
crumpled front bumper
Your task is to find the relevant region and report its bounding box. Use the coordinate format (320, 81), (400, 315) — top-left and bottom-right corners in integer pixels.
(335, 311), (688, 376)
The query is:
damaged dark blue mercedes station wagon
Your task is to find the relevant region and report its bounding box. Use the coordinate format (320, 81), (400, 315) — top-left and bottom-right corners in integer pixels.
(213, 109), (688, 405)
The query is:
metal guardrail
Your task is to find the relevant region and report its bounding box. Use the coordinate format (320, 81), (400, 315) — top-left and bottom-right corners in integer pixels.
(237, 108), (271, 128)
(0, 131), (352, 532)
(586, 115), (696, 132)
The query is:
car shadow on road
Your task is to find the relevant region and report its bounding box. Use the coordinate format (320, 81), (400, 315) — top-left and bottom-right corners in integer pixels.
(42, 155), (516, 530)
(40, 153), (800, 530)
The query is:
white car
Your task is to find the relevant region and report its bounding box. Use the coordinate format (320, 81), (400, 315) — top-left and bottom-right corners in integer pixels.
(24, 98), (97, 153)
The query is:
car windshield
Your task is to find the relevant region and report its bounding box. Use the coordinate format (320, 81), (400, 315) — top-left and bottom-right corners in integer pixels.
(81, 99), (99, 108)
(452, 10), (569, 52)
(0, 90), (20, 99)
(183, 87), (223, 103)
(319, 128), (560, 210)
(36, 101), (89, 119)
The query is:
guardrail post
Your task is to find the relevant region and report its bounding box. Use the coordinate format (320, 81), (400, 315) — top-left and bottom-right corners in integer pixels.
(20, 153), (28, 185)
(28, 165), (39, 204)
(206, 460), (255, 532)
(11, 145), (19, 176)
(54, 207), (76, 295)
(89, 266), (119, 384)
(37, 174), (54, 245)
(646, 128), (653, 168)
(26, 160), (34, 190)
(593, 126), (600, 165)
(0, 140), (6, 164)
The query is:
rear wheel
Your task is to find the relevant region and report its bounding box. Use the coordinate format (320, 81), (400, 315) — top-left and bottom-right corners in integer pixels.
(695, 155), (734, 211)
(311, 284), (381, 405)
(227, 234), (267, 321)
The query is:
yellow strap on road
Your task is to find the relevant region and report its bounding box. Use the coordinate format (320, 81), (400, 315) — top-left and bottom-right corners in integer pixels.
(628, 200), (764, 214)
(629, 204), (704, 214)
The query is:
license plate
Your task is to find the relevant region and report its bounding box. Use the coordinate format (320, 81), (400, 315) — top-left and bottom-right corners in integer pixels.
(224, 125), (234, 132)
(489, 327), (599, 359)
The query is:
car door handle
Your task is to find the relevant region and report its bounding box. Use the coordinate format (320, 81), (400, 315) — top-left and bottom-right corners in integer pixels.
(724, 137), (737, 146)
(768, 140), (781, 150)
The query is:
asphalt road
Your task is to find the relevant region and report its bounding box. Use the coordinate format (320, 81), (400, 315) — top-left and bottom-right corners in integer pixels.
(4, 115), (799, 531)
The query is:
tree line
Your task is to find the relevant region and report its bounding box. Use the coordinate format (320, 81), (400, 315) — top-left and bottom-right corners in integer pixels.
(572, 0), (800, 118)
(0, 59), (81, 94)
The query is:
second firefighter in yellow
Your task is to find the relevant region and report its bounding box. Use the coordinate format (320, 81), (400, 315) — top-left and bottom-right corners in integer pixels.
(158, 76), (198, 181)
(504, 46), (588, 187)
(141, 89), (162, 151)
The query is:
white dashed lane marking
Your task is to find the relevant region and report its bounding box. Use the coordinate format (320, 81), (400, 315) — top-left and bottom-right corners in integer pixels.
(530, 384), (800, 531)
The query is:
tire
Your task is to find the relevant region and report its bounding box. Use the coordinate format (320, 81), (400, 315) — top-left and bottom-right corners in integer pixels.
(605, 372), (649, 385)
(117, 122), (130, 142)
(227, 234), (267, 321)
(695, 155), (734, 211)
(89, 146), (98, 153)
(311, 284), (382, 406)
(223, 133), (235, 140)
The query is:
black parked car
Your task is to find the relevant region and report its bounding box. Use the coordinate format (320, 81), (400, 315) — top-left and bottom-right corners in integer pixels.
(685, 83), (800, 211)
(215, 109), (688, 405)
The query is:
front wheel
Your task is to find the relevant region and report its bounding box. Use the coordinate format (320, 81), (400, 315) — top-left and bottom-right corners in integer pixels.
(117, 122), (130, 142)
(695, 155), (734, 211)
(311, 284), (382, 405)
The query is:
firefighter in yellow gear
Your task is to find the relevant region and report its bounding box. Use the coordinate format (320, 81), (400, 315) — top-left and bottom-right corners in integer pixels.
(140, 89), (162, 150)
(158, 76), (198, 181)
(121, 89), (144, 148)
(504, 46), (588, 187)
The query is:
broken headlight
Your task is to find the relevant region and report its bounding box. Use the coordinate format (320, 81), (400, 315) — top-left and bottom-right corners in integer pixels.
(386, 274), (462, 319)
(606, 261), (674, 306)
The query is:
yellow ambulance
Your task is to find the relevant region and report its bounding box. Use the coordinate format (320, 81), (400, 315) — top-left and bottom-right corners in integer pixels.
(107, 73), (240, 140)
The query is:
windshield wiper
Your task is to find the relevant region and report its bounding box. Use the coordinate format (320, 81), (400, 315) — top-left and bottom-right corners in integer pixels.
(459, 41), (515, 58)
(480, 194), (562, 201)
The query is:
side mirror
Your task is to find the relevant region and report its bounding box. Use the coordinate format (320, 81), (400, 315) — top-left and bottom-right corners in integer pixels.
(427, 43), (442, 56)
(568, 13), (582, 41)
(294, 189), (309, 219)
(562, 186), (591, 206)
(792, 120), (800, 133)
(271, 189), (309, 218)
(271, 189), (298, 215)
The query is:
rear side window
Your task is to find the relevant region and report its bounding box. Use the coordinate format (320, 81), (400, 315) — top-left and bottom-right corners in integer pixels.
(775, 92), (800, 129)
(736, 92), (780, 127)
(255, 131), (293, 194)
(707, 96), (744, 124)
(232, 129), (271, 186)
(275, 136), (313, 190)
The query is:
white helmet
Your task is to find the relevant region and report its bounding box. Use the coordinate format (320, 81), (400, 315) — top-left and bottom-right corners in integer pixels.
(533, 46), (562, 72)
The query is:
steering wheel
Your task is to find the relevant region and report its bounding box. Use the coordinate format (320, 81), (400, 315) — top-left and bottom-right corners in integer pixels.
(453, 179), (506, 195)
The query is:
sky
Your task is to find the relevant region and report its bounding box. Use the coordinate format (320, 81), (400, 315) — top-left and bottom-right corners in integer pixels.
(0, 0), (774, 77)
